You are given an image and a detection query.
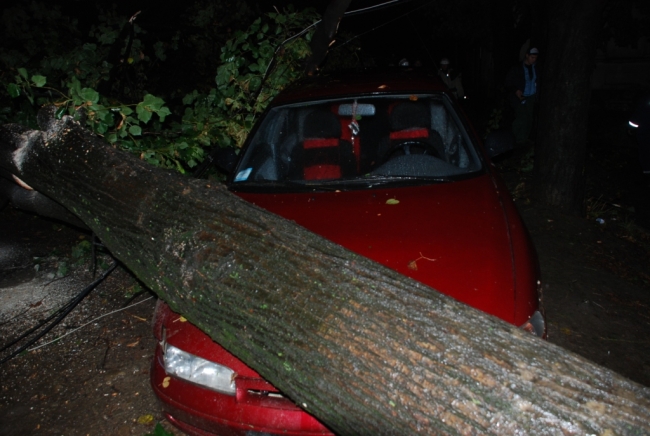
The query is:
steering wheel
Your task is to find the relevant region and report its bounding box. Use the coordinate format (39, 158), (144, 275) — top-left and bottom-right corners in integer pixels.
(382, 140), (441, 162)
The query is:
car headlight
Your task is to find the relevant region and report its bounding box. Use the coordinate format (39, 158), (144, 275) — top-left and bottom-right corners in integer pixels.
(163, 343), (236, 395)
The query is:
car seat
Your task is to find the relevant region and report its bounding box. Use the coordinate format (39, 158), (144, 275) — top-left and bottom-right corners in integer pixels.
(387, 101), (445, 159)
(295, 109), (356, 180)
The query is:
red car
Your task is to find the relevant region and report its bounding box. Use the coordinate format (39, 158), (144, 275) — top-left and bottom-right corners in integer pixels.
(151, 68), (545, 436)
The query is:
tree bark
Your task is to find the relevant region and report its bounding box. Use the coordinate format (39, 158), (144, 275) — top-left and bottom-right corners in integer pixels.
(533, 0), (606, 216)
(1, 107), (650, 434)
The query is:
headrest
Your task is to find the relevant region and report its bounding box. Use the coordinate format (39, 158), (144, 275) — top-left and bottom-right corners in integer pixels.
(304, 110), (342, 138)
(390, 102), (430, 131)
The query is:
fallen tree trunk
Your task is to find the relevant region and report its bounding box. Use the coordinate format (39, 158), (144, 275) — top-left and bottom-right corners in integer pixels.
(1, 107), (649, 434)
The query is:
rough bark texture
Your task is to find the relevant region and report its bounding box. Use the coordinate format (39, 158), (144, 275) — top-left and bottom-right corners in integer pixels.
(533, 0), (606, 216)
(1, 108), (650, 434)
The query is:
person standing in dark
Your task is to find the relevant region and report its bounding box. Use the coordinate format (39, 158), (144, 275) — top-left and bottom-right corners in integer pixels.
(438, 58), (465, 100)
(505, 47), (540, 145)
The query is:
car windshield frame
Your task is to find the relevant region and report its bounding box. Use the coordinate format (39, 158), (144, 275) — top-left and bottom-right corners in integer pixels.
(229, 92), (486, 193)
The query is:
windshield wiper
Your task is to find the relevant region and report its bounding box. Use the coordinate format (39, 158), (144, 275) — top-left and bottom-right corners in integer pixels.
(362, 174), (421, 181)
(231, 179), (343, 192)
(362, 174), (451, 183)
(309, 175), (452, 187)
(231, 175), (451, 192)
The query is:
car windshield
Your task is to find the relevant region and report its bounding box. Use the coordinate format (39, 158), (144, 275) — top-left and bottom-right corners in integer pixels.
(232, 94), (483, 190)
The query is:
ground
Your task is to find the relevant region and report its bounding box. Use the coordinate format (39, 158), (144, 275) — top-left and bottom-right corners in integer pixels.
(0, 106), (649, 435)
(0, 211), (171, 436)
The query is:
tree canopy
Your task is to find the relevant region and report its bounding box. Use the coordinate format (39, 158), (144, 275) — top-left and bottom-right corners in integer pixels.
(0, 1), (319, 173)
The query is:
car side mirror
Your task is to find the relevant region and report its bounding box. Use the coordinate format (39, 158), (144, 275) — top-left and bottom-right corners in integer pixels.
(193, 147), (240, 178)
(213, 147), (239, 173)
(485, 130), (516, 158)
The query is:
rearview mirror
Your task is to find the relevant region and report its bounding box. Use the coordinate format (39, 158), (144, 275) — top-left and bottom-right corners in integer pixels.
(338, 103), (376, 117)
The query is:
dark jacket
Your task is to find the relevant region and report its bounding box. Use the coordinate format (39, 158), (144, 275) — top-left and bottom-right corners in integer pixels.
(505, 62), (540, 108)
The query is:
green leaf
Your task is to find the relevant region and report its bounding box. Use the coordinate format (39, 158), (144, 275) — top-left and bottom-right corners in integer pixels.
(175, 160), (185, 174)
(215, 65), (233, 87)
(182, 92), (196, 105)
(96, 121), (109, 134)
(197, 135), (211, 146)
(142, 94), (165, 111)
(66, 77), (83, 104)
(31, 75), (46, 87)
(136, 104), (153, 123)
(101, 110), (113, 124)
(80, 88), (99, 104)
(7, 83), (20, 98)
(55, 106), (67, 119)
(128, 125), (142, 136)
(143, 422), (174, 436)
(156, 106), (171, 122)
(17, 68), (28, 80)
(57, 261), (69, 278)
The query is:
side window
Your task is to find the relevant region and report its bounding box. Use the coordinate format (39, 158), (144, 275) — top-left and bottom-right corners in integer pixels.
(430, 100), (479, 170)
(237, 108), (290, 182)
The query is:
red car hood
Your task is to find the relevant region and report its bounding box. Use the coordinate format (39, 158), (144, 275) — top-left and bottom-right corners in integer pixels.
(235, 173), (516, 323)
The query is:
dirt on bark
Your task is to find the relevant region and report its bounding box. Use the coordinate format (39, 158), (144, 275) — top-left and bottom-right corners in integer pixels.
(0, 106), (649, 435)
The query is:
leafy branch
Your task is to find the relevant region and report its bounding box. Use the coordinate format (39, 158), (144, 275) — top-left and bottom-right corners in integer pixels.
(1, 3), (319, 174)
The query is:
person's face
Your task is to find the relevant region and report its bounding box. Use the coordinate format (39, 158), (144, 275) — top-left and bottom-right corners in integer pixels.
(525, 54), (538, 65)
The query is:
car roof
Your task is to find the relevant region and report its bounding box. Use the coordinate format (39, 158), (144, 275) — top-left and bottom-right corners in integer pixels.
(271, 67), (452, 106)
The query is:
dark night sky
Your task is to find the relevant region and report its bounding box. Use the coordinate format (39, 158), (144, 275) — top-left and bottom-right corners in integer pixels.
(23, 0), (440, 65)
(4, 0), (648, 91)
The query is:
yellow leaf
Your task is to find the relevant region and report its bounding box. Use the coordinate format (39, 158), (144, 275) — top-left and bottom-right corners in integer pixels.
(386, 198), (400, 205)
(162, 376), (171, 388)
(137, 414), (154, 425)
(179, 316), (187, 322)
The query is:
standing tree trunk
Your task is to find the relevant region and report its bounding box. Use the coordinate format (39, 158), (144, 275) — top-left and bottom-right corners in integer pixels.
(1, 108), (650, 434)
(533, 0), (606, 216)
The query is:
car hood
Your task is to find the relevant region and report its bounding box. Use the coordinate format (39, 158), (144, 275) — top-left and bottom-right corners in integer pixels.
(235, 173), (516, 323)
